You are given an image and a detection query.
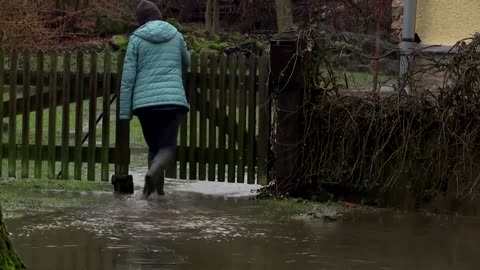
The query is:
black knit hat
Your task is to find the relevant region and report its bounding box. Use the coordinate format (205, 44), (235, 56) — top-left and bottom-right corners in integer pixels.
(135, 0), (163, 26)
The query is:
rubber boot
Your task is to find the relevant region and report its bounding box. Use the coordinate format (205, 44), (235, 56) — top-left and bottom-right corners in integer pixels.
(142, 150), (156, 197)
(143, 147), (175, 198)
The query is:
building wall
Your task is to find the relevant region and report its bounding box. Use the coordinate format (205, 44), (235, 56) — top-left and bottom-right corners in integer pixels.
(416, 0), (480, 45)
(391, 0), (403, 42)
(391, 0), (480, 46)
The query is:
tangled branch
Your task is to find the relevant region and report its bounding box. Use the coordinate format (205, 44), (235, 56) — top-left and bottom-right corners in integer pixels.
(267, 29), (480, 208)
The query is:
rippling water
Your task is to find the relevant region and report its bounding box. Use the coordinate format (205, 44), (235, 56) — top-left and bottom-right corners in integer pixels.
(6, 178), (480, 270)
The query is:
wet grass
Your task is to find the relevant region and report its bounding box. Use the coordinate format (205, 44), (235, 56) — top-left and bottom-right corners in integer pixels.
(323, 69), (394, 89)
(130, 152), (148, 168)
(0, 178), (110, 192)
(257, 197), (388, 222)
(257, 198), (316, 217)
(0, 178), (111, 219)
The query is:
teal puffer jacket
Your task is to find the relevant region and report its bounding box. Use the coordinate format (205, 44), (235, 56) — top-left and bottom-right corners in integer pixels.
(119, 20), (190, 120)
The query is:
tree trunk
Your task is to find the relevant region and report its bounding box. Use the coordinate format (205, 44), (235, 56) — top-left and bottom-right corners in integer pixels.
(179, 0), (195, 22)
(206, 0), (213, 32)
(205, 0), (220, 34)
(275, 0), (293, 33)
(0, 208), (25, 270)
(212, 0), (220, 34)
(74, 0), (81, 12)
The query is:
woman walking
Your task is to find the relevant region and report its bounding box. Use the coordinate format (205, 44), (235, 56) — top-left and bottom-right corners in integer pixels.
(119, 0), (190, 198)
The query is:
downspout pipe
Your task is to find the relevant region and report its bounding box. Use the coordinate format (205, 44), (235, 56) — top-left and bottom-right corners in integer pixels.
(399, 0), (417, 94)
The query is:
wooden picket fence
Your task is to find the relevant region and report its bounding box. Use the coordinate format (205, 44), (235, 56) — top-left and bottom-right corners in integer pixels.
(0, 49), (270, 184)
(0, 49), (129, 182)
(167, 53), (270, 184)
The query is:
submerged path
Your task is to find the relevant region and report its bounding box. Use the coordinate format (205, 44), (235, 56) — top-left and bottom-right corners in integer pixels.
(5, 170), (480, 270)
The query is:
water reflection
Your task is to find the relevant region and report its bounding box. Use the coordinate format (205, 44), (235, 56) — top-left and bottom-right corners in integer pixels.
(6, 189), (480, 270)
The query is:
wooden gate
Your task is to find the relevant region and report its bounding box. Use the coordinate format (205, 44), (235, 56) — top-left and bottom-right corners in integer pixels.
(166, 53), (270, 185)
(0, 49), (270, 185)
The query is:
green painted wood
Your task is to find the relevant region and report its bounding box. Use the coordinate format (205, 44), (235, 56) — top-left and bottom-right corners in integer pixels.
(74, 51), (84, 180)
(101, 50), (111, 182)
(188, 53), (198, 180)
(257, 56), (270, 185)
(0, 50), (4, 177)
(246, 55), (257, 184)
(236, 55), (247, 183)
(208, 54), (218, 181)
(60, 52), (71, 179)
(8, 50), (18, 178)
(198, 53), (208, 180)
(87, 53), (98, 181)
(21, 50), (31, 178)
(227, 54), (237, 182)
(47, 53), (58, 179)
(217, 53), (228, 182)
(34, 52), (44, 178)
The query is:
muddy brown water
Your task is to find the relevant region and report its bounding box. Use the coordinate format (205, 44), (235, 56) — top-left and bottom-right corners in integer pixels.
(5, 178), (480, 270)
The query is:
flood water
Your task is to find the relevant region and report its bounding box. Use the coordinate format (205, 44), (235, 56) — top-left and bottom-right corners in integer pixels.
(6, 177), (480, 270)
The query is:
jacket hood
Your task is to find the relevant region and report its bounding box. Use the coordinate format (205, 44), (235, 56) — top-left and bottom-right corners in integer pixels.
(133, 21), (178, 43)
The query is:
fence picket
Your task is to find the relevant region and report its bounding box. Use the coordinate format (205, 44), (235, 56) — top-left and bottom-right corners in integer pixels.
(198, 53), (208, 180)
(74, 51), (84, 180)
(60, 52), (71, 179)
(8, 51), (18, 178)
(47, 53), (58, 179)
(34, 52), (44, 178)
(87, 53), (98, 181)
(227, 54), (237, 182)
(101, 51), (111, 182)
(236, 55), (247, 183)
(179, 70), (188, 179)
(217, 54), (228, 182)
(208, 54), (218, 181)
(247, 55), (257, 184)
(188, 54), (198, 180)
(21, 50), (31, 178)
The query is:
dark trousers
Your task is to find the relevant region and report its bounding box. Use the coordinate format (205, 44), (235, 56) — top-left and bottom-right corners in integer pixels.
(135, 106), (186, 195)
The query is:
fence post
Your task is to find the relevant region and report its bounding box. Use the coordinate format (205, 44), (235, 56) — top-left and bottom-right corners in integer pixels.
(269, 32), (304, 189)
(111, 53), (133, 193)
(112, 120), (132, 193)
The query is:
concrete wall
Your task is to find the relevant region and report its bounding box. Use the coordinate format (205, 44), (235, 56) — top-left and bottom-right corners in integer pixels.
(392, 0), (480, 45)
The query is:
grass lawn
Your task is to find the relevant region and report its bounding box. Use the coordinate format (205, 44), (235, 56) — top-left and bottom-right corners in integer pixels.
(320, 68), (395, 89)
(0, 178), (111, 219)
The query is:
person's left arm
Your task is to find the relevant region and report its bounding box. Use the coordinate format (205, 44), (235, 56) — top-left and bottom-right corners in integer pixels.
(119, 36), (138, 120)
(179, 34), (191, 74)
